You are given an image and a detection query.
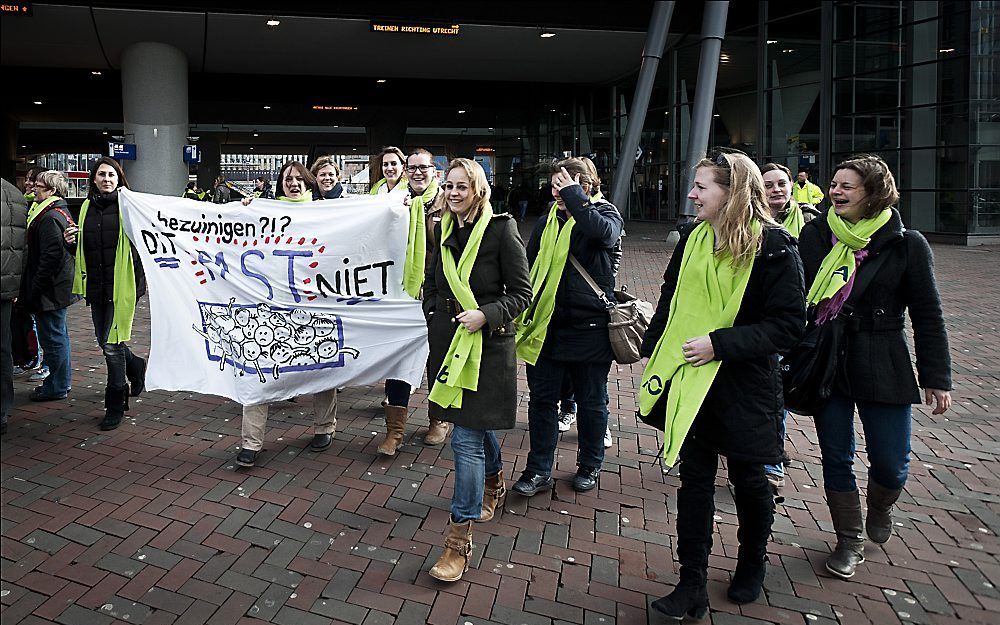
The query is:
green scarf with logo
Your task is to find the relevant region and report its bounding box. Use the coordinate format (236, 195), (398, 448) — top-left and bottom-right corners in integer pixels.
(428, 203), (494, 409)
(514, 201), (573, 365)
(72, 198), (138, 343)
(26, 195), (60, 228)
(402, 179), (438, 298)
(639, 221), (758, 466)
(369, 177), (408, 195)
(806, 208), (891, 306)
(782, 200), (805, 238)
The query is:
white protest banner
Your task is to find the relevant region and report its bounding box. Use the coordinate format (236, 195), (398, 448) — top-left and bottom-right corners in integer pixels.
(118, 189), (429, 406)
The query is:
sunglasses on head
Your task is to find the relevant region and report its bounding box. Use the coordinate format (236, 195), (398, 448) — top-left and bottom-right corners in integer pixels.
(707, 147), (749, 169)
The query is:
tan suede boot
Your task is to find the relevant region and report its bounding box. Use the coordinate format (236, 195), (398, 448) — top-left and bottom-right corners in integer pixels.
(423, 419), (451, 446)
(377, 405), (407, 456)
(428, 519), (473, 582)
(478, 471), (506, 523)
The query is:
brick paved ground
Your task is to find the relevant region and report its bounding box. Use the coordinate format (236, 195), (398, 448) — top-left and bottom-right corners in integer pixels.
(2, 221), (998, 625)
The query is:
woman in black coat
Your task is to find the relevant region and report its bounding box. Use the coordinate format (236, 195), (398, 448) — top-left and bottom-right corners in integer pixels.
(19, 170), (79, 402)
(641, 152), (806, 618)
(797, 154), (952, 580)
(65, 157), (147, 431)
(513, 158), (624, 497)
(424, 158), (531, 583)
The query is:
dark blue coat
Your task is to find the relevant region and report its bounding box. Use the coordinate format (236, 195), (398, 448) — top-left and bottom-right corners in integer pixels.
(525, 185), (623, 363)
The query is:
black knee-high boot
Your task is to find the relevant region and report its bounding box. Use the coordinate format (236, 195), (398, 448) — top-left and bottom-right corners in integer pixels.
(652, 444), (716, 620)
(728, 461), (774, 604)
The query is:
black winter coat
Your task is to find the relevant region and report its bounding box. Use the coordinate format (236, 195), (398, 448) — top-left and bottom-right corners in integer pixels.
(20, 198), (80, 312)
(798, 208), (951, 404)
(80, 192), (146, 303)
(641, 223), (807, 464)
(1, 179), (27, 302)
(525, 185), (623, 363)
(424, 213), (532, 431)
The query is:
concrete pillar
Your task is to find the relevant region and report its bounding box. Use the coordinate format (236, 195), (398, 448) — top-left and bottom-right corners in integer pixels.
(121, 42), (188, 195)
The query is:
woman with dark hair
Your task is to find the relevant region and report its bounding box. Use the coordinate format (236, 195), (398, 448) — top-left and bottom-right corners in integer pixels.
(797, 154), (951, 580)
(310, 156), (348, 199)
(424, 158), (531, 582)
(64, 157), (147, 431)
(514, 158), (623, 497)
(236, 160), (335, 468)
(641, 151), (806, 617)
(369, 146), (406, 195)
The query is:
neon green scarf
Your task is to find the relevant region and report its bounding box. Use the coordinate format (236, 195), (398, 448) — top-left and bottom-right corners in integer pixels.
(639, 221), (757, 466)
(369, 177), (408, 195)
(73, 198), (138, 343)
(427, 203), (494, 409)
(782, 200), (805, 238)
(24, 191), (35, 203)
(26, 196), (59, 228)
(277, 192), (313, 203)
(806, 208), (891, 306)
(514, 201), (574, 365)
(402, 179), (438, 298)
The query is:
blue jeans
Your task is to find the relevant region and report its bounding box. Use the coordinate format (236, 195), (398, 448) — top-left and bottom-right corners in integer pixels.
(559, 371), (576, 414)
(764, 410), (788, 477)
(35, 308), (72, 395)
(450, 425), (503, 523)
(526, 357), (611, 476)
(814, 393), (912, 492)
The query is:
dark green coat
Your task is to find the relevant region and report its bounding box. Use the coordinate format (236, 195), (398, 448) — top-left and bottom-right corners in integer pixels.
(423, 213), (532, 431)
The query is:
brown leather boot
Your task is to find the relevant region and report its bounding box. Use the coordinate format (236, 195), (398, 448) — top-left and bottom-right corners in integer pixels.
(478, 471), (506, 522)
(377, 405), (407, 456)
(428, 519), (473, 582)
(423, 419), (450, 446)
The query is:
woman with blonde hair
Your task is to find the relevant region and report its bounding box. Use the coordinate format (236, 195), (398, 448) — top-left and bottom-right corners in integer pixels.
(640, 151), (806, 617)
(798, 154), (951, 580)
(423, 158), (531, 582)
(310, 156), (348, 199)
(760, 162), (819, 238)
(369, 146), (406, 195)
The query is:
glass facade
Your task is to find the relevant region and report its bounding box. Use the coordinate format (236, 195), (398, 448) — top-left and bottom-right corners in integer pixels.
(504, 0), (998, 240)
(28, 152), (103, 198)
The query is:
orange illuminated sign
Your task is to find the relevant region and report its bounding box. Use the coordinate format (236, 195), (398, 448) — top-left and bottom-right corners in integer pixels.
(312, 105), (358, 111)
(370, 20), (460, 36)
(1, 2), (32, 15)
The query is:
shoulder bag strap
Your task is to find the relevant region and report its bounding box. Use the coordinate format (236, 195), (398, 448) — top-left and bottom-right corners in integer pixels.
(568, 254), (613, 308)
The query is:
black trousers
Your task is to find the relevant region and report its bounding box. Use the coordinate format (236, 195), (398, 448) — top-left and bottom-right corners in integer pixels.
(675, 439), (774, 581)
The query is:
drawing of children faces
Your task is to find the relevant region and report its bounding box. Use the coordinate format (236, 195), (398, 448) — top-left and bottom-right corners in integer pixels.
(254, 326), (274, 348)
(290, 308), (312, 326)
(294, 324), (316, 345)
(273, 324), (292, 342)
(313, 316), (336, 338)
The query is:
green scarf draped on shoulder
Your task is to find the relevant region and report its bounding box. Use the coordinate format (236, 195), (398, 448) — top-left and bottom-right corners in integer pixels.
(72, 198), (138, 344)
(806, 208), (891, 306)
(26, 195), (60, 228)
(277, 192), (314, 203)
(514, 201), (573, 365)
(781, 200), (805, 238)
(638, 221), (758, 466)
(402, 179), (438, 298)
(369, 177), (408, 195)
(427, 203), (494, 409)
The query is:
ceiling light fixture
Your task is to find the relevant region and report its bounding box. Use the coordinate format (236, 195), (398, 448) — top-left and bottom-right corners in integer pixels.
(458, 109), (466, 114)
(266, 17), (280, 28)
(91, 70), (102, 76)
(938, 48), (955, 53)
(253, 132), (259, 137)
(782, 48), (795, 53)
(376, 79), (387, 84)
(263, 105), (271, 110)
(539, 30), (556, 38)
(102, 128), (108, 135)
(767, 40), (778, 44)
(33, 100), (42, 105)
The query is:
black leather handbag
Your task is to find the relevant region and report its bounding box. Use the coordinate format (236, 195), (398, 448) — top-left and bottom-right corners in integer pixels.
(782, 250), (891, 416)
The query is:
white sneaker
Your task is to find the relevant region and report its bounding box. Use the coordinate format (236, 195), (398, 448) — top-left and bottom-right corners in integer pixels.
(557, 411), (576, 432)
(604, 427), (613, 449)
(29, 367), (50, 382)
